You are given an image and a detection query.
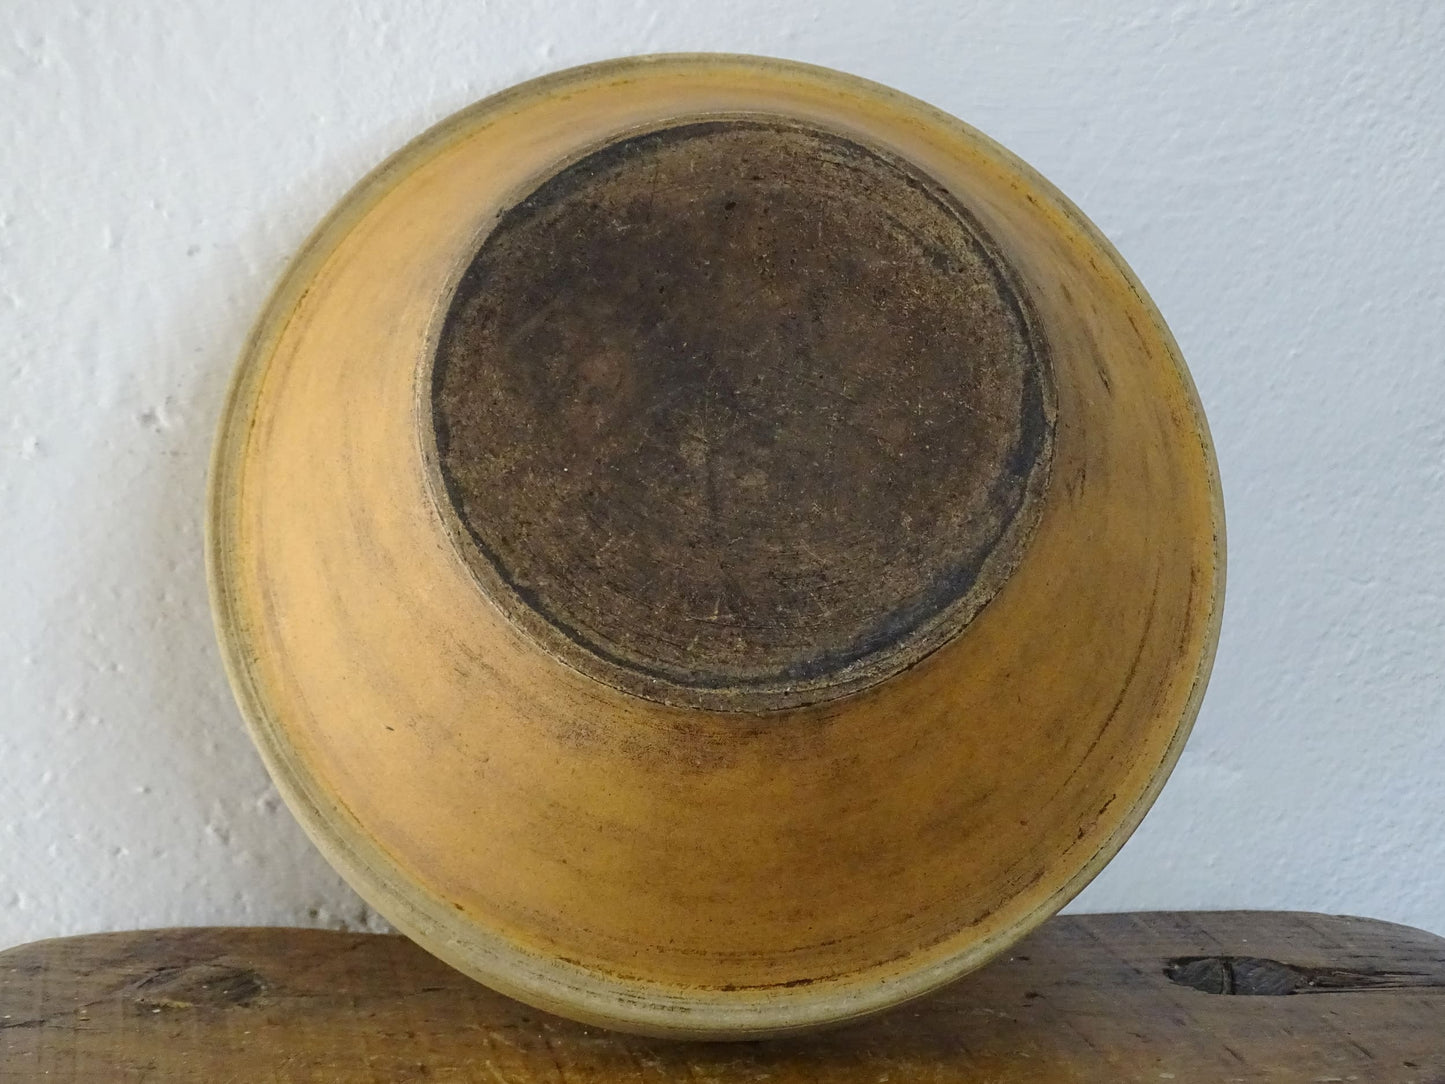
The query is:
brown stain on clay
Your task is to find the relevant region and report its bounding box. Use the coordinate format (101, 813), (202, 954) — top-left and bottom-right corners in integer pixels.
(430, 119), (1055, 712)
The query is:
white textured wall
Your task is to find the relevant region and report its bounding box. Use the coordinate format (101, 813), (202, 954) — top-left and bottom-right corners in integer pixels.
(3, 1), (1443, 947)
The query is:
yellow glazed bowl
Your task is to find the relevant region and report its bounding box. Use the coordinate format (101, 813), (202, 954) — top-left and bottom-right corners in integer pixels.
(208, 54), (1224, 1039)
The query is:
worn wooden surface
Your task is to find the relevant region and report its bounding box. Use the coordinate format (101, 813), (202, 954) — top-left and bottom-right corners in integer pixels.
(4, 912), (1442, 1082)
(207, 55), (1224, 1035)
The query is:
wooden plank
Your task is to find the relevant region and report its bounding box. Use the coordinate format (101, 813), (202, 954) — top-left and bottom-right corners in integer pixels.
(2, 912), (1442, 1082)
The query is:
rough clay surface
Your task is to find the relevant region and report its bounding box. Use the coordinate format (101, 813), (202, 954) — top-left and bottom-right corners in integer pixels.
(1, 2), (1443, 945)
(432, 119), (1051, 709)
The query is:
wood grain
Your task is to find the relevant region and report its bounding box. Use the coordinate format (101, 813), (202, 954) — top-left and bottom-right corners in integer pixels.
(4, 913), (1442, 1082)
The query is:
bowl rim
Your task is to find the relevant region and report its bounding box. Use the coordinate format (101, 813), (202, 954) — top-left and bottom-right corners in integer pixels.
(206, 51), (1225, 1039)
